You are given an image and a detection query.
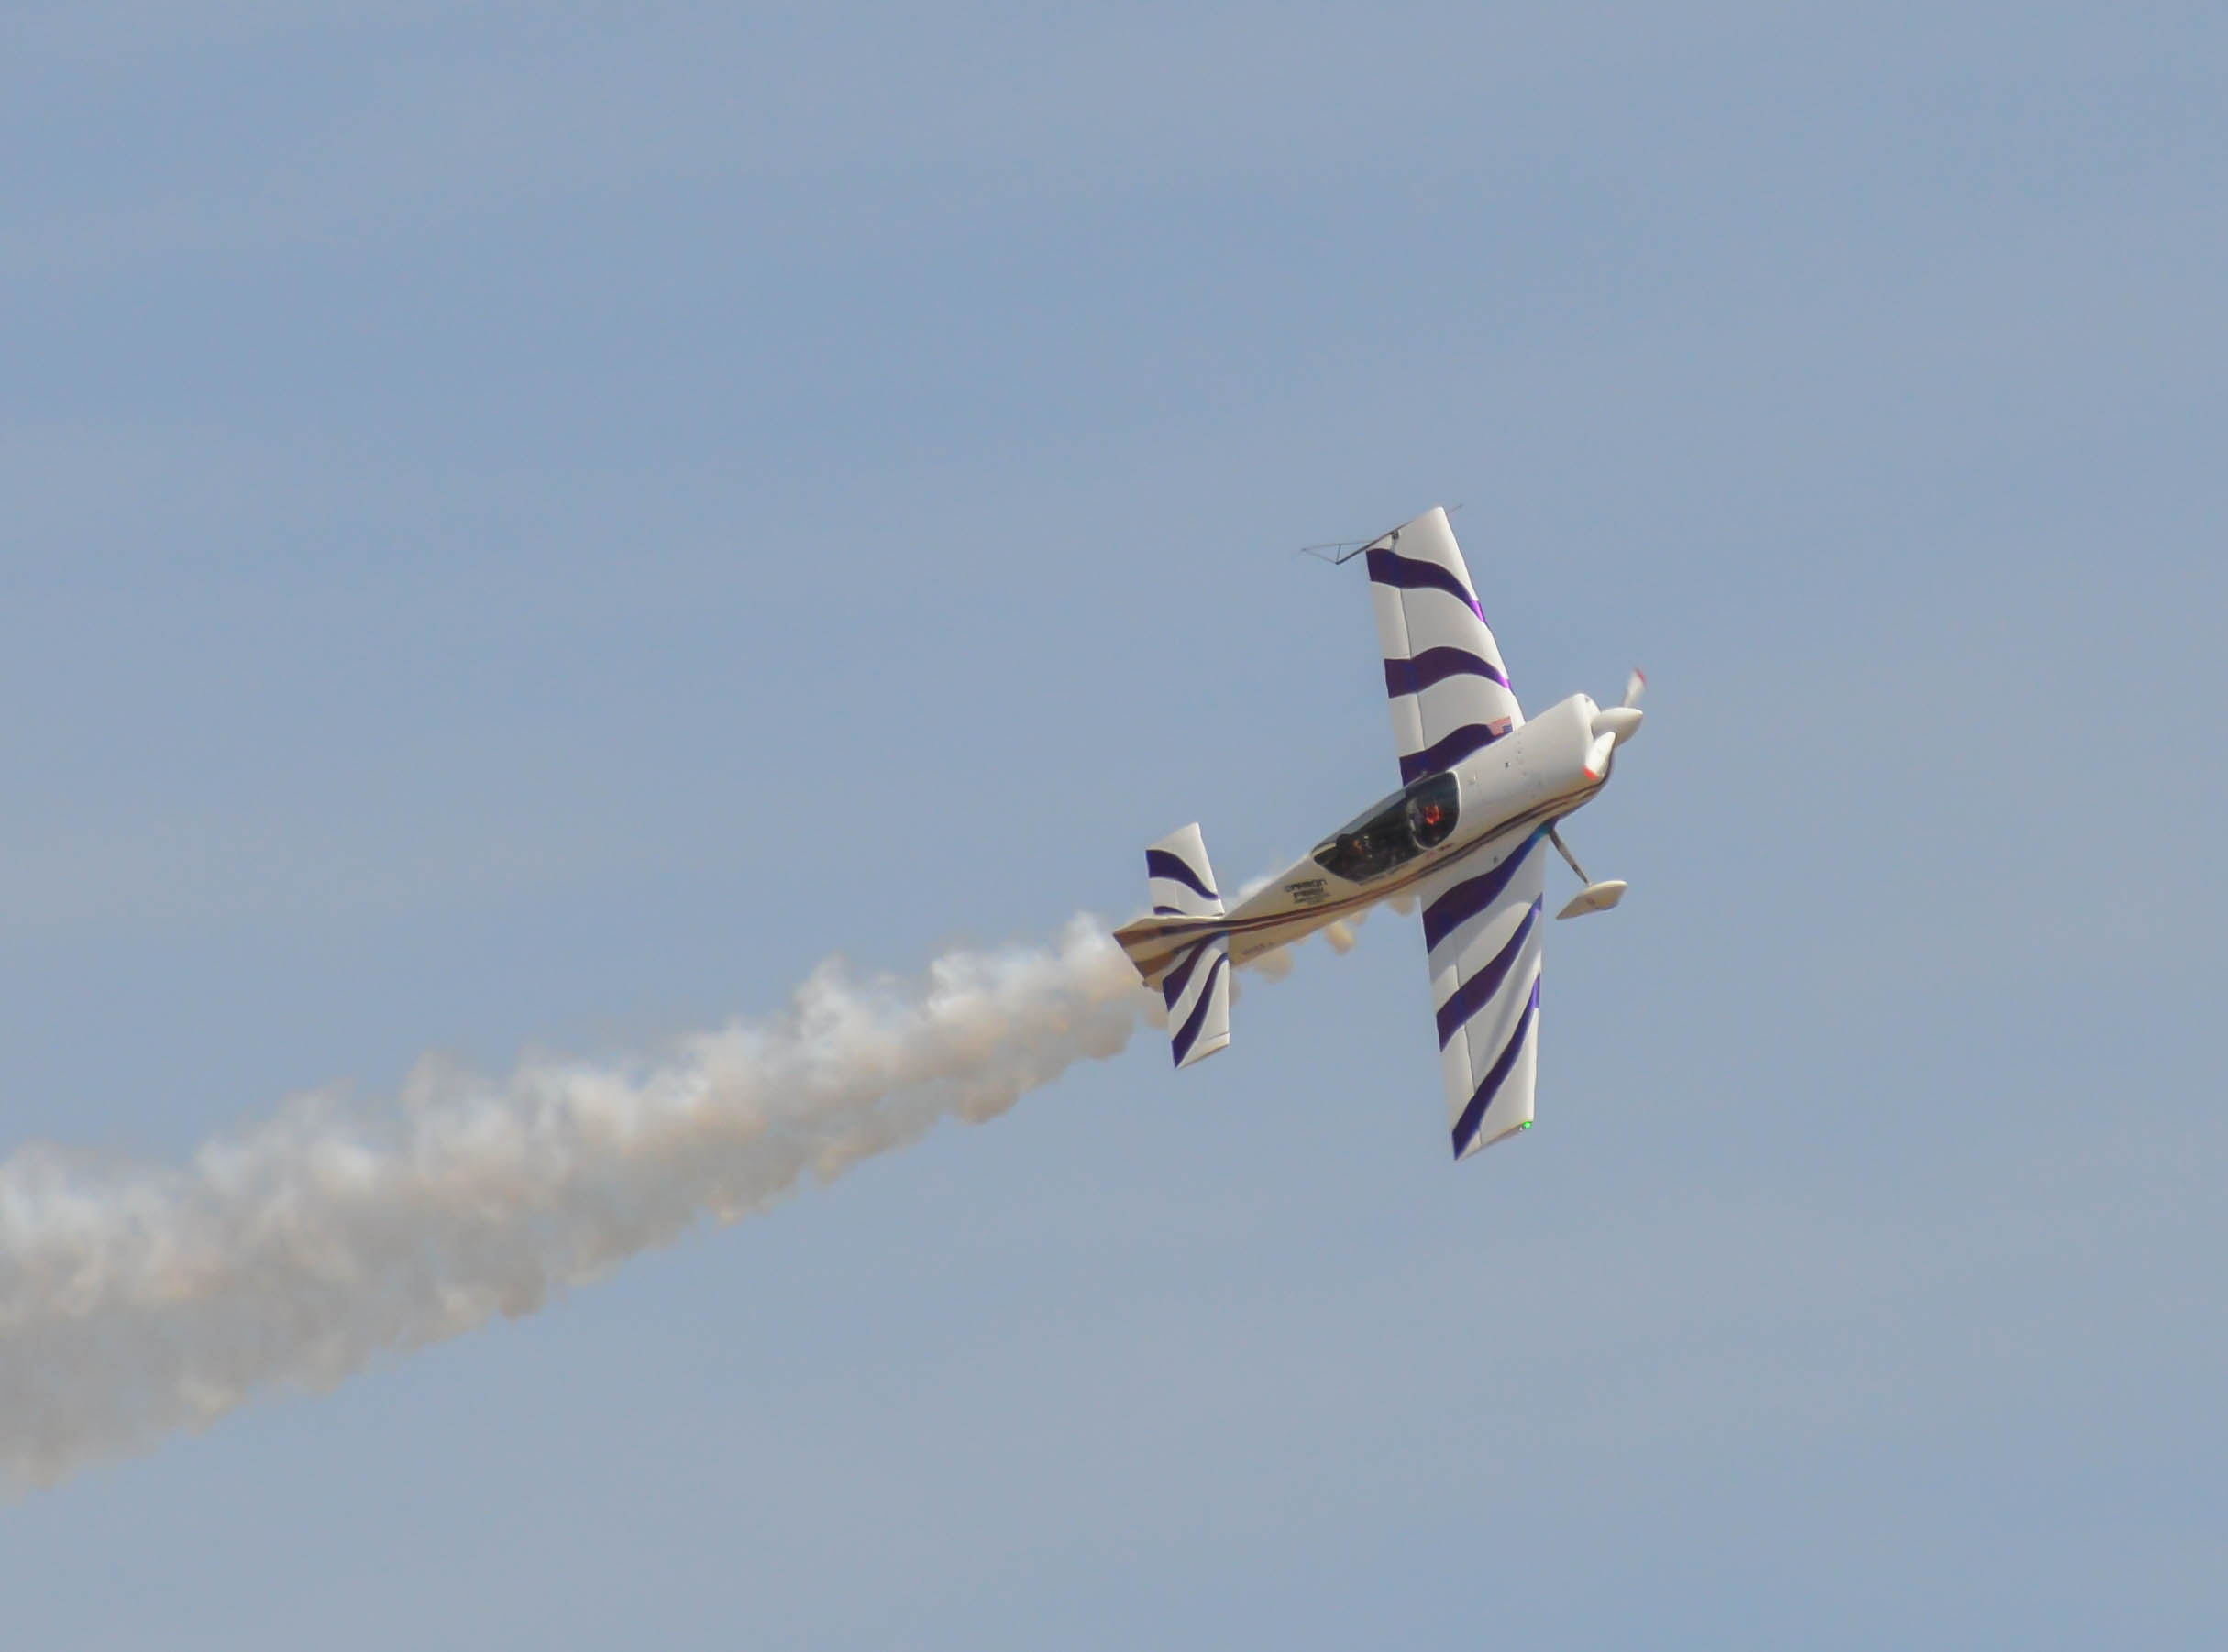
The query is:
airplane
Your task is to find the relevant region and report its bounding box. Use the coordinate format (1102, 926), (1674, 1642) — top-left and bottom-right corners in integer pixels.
(1111, 505), (1644, 1161)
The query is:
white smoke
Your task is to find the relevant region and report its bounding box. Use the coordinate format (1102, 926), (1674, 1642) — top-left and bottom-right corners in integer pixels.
(0, 916), (1156, 1490)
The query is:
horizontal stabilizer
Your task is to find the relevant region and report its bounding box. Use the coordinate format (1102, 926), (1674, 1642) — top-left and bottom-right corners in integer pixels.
(1146, 822), (1224, 919)
(1163, 932), (1231, 1069)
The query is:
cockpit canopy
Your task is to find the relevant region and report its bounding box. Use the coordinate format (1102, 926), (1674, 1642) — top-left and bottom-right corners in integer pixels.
(1311, 770), (1461, 885)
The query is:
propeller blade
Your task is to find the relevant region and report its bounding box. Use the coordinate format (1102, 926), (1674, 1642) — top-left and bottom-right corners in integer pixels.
(1582, 730), (1616, 781)
(1622, 669), (1647, 710)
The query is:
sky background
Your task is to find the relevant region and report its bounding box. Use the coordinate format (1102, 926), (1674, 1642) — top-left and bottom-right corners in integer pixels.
(4, 3), (2224, 1646)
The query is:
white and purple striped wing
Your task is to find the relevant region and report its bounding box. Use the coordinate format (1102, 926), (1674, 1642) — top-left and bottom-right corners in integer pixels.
(1365, 507), (1524, 785)
(1417, 829), (1547, 1160)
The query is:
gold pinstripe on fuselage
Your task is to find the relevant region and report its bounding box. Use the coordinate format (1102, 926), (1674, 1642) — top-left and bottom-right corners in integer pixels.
(1111, 776), (1603, 987)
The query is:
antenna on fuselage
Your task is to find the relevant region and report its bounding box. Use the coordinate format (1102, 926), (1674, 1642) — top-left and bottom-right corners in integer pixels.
(1547, 826), (1591, 884)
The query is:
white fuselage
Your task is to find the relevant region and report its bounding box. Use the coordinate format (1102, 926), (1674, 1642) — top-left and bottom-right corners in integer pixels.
(1221, 693), (1614, 968)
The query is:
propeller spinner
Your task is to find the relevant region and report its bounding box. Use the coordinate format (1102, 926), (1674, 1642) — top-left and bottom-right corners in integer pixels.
(1586, 670), (1647, 770)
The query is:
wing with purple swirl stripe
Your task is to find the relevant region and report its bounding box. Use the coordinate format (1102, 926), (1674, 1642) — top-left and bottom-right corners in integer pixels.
(1417, 828), (1547, 1160)
(1365, 507), (1524, 786)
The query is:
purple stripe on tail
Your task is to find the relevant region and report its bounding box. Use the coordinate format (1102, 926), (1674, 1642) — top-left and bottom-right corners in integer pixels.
(1450, 975), (1539, 1158)
(1161, 939), (1209, 1008)
(1145, 848), (1218, 902)
(1169, 953), (1230, 1066)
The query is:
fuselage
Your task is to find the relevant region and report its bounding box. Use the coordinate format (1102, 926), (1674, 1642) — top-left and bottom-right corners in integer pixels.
(1219, 692), (1615, 969)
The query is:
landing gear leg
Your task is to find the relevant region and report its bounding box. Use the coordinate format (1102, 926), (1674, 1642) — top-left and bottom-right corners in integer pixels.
(1547, 826), (1591, 884)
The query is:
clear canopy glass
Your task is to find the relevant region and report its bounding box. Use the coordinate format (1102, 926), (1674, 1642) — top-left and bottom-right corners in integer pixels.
(1311, 771), (1460, 884)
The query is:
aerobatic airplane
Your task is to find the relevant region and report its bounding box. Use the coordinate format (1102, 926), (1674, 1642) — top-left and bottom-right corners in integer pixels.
(1113, 505), (1644, 1161)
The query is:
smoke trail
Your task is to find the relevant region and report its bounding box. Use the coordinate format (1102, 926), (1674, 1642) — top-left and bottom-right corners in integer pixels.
(0, 916), (1154, 1489)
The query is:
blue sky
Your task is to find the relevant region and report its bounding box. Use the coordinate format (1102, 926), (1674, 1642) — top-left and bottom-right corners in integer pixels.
(3, 4), (2223, 1646)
